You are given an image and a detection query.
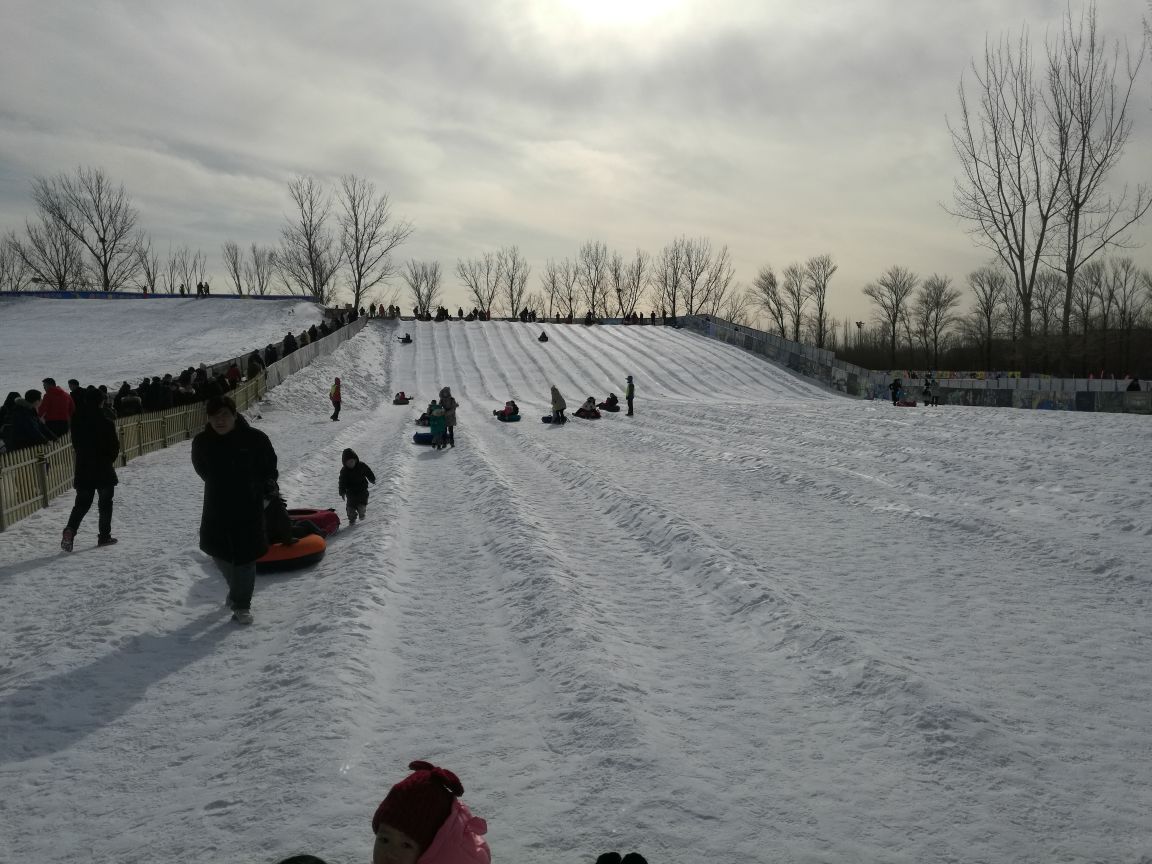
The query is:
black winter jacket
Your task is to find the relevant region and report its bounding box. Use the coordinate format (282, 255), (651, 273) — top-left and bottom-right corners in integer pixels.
(70, 406), (120, 489)
(338, 448), (376, 502)
(191, 416), (279, 564)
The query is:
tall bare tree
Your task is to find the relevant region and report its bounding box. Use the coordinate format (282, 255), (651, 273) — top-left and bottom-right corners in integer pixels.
(949, 30), (1066, 375)
(702, 245), (736, 317)
(913, 274), (962, 369)
(134, 235), (159, 294)
(244, 244), (276, 296)
(177, 248), (207, 298)
(498, 245), (530, 317)
(222, 240), (244, 294)
(1, 230), (32, 292)
(1072, 259), (1104, 372)
(337, 174), (411, 311)
(277, 176), (340, 304)
(1048, 3), (1150, 372)
(15, 215), (87, 291)
(540, 259), (562, 319)
(650, 240), (683, 319)
(968, 266), (1008, 372)
(679, 236), (718, 315)
(620, 249), (650, 318)
(863, 265), (918, 367)
(804, 254), (838, 348)
(402, 260), (442, 314)
(1110, 258), (1145, 374)
(719, 284), (755, 325)
(750, 265), (786, 337)
(780, 263), (808, 342)
(31, 166), (140, 292)
(1033, 269), (1064, 370)
(578, 240), (609, 317)
(558, 257), (579, 320)
(161, 247), (182, 294)
(456, 252), (501, 314)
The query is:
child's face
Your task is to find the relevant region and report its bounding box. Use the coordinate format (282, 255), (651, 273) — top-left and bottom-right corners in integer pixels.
(344, 458), (356, 469)
(373, 824), (422, 864)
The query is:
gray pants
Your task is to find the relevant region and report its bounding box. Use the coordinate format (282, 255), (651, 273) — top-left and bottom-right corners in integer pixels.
(216, 559), (256, 611)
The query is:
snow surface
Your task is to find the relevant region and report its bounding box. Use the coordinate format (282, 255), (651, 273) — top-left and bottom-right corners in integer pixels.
(0, 296), (323, 395)
(1, 318), (1150, 864)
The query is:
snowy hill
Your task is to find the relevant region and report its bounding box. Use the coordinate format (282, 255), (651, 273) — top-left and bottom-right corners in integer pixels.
(0, 296), (323, 394)
(1, 319), (1150, 863)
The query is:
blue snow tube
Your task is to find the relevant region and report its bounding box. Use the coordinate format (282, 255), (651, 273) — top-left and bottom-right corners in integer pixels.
(413, 431), (434, 445)
(496, 414), (521, 422)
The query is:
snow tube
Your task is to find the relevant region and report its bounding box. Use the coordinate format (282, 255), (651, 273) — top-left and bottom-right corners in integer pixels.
(413, 431), (435, 445)
(287, 507), (340, 538)
(393, 397), (411, 405)
(495, 413), (521, 422)
(256, 533), (327, 573)
(542, 415), (566, 424)
(574, 409), (602, 419)
(598, 404), (620, 412)
(896, 399), (918, 408)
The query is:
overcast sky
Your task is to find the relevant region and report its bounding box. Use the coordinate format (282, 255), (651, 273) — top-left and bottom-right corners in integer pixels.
(2, 0), (1150, 322)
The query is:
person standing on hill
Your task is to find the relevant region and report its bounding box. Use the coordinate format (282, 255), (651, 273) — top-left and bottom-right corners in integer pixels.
(338, 447), (376, 525)
(438, 386), (458, 447)
(61, 387), (120, 551)
(624, 375), (635, 416)
(330, 377), (342, 421)
(550, 385), (567, 424)
(192, 395), (279, 626)
(39, 377), (75, 438)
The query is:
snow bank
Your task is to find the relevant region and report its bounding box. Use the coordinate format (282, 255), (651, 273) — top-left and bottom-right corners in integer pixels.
(1, 319), (1149, 863)
(0, 296), (323, 394)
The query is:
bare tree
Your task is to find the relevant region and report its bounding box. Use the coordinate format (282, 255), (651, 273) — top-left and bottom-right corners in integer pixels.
(243, 244), (276, 296)
(863, 265), (918, 367)
(913, 274), (962, 369)
(276, 176), (341, 304)
(620, 249), (650, 318)
(402, 260), (442, 314)
(134, 235), (160, 294)
(161, 246), (182, 294)
(456, 252), (501, 315)
(1033, 269), (1064, 370)
(31, 166), (140, 292)
(948, 30), (1066, 375)
(679, 236), (717, 315)
(177, 248), (207, 298)
(968, 266), (1008, 371)
(702, 245), (736, 317)
(804, 254), (838, 348)
(650, 240), (683, 319)
(608, 250), (627, 316)
(540, 259), (562, 319)
(780, 263), (808, 342)
(719, 284), (755, 325)
(15, 215), (87, 291)
(750, 265), (786, 337)
(1, 230), (32, 292)
(1048, 3), (1150, 372)
(498, 245), (530, 317)
(578, 240), (609, 317)
(1072, 259), (1104, 372)
(337, 174), (412, 311)
(1110, 258), (1145, 374)
(222, 240), (244, 294)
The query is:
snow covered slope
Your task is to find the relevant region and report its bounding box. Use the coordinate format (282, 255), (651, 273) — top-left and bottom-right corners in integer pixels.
(1, 320), (1149, 863)
(0, 296), (322, 394)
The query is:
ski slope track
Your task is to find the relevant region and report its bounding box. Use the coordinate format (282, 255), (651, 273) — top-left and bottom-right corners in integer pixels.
(0, 296), (323, 394)
(1, 319), (1150, 863)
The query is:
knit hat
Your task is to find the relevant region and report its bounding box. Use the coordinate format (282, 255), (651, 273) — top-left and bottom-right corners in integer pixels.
(372, 761), (464, 851)
(342, 448), (358, 464)
(626, 376), (633, 382)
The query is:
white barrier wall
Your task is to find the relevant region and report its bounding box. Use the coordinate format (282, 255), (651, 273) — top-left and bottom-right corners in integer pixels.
(265, 317), (368, 388)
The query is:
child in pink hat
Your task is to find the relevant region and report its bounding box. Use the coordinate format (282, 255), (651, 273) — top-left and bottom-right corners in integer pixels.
(372, 760), (491, 864)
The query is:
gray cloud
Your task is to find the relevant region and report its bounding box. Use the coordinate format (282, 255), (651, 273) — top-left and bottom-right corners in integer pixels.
(1, 0), (1149, 319)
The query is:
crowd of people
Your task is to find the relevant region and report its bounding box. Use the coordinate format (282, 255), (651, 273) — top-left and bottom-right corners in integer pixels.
(361, 304), (677, 326)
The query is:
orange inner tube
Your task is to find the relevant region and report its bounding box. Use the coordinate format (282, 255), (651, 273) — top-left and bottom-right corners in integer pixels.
(256, 533), (327, 570)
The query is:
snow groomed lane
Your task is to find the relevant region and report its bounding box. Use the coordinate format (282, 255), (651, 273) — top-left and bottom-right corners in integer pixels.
(1, 319), (1149, 863)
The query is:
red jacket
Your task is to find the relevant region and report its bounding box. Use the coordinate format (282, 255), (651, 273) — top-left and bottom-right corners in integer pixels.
(330, 381), (341, 403)
(39, 385), (75, 422)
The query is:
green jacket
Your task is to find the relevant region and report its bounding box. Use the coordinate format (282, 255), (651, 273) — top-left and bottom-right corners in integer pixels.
(625, 381), (634, 398)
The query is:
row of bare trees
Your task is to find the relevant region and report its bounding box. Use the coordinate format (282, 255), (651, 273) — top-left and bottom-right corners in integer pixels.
(748, 254), (839, 347)
(0, 168), (413, 307)
(845, 258), (1152, 375)
(948, 2), (1149, 374)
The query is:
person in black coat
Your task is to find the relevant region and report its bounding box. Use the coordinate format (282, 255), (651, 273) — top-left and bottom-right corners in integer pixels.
(3, 390), (55, 451)
(191, 395), (279, 625)
(338, 447), (376, 525)
(61, 387), (120, 551)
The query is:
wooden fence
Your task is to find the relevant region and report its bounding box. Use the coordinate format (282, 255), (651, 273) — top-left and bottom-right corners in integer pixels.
(0, 375), (264, 531)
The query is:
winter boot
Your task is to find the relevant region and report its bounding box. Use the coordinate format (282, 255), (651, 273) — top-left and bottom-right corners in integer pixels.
(232, 609), (254, 625)
(97, 535), (118, 547)
(61, 528), (75, 552)
(347, 510), (357, 526)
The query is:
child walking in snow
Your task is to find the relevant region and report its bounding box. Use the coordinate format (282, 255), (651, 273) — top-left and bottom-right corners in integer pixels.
(330, 377), (342, 421)
(371, 760), (490, 864)
(338, 447), (376, 525)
